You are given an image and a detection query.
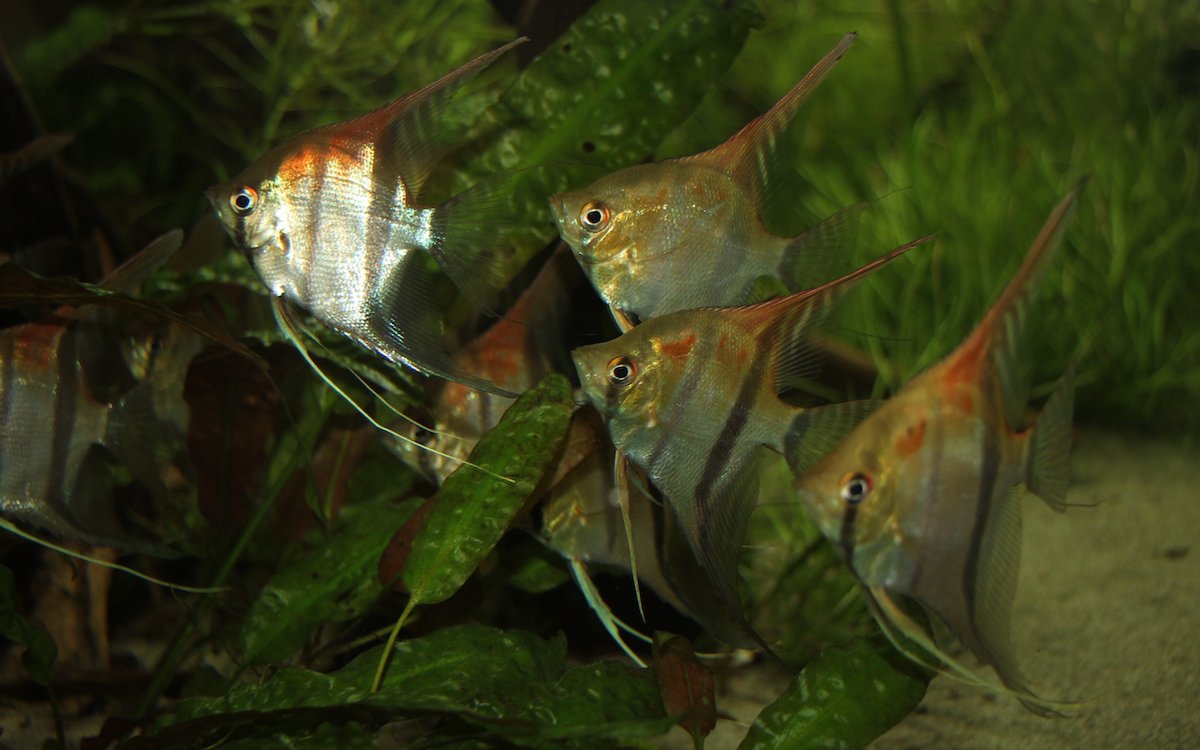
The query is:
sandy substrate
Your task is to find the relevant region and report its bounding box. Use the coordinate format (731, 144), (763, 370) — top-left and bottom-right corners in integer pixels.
(662, 429), (1200, 749)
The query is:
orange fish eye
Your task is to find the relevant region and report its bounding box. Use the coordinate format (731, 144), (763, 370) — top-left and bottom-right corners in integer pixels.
(607, 356), (636, 387)
(579, 200), (610, 232)
(840, 472), (872, 505)
(230, 186), (259, 216)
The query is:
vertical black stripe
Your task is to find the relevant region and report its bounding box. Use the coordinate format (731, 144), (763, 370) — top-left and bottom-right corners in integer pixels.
(645, 338), (709, 472)
(839, 505), (858, 565)
(364, 138), (400, 322)
(963, 420), (1000, 633)
(692, 331), (775, 520)
(46, 326), (79, 513)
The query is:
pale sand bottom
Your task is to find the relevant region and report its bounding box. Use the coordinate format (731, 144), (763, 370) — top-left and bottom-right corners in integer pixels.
(663, 429), (1200, 749)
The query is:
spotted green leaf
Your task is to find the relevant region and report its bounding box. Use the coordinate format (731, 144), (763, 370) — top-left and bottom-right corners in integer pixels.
(446, 0), (764, 263)
(737, 637), (929, 750)
(400, 374), (573, 606)
(167, 625), (671, 747)
(239, 498), (421, 665)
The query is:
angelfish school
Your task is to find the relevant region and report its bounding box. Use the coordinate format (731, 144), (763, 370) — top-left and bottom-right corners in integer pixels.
(2, 22), (1092, 741)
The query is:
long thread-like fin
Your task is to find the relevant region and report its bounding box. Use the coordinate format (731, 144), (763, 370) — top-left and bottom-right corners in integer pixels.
(0, 518), (226, 593)
(614, 452), (646, 622)
(569, 559), (649, 667)
(274, 299), (515, 485)
(866, 584), (1073, 715)
(700, 33), (857, 203)
(1026, 363), (1075, 512)
(97, 230), (183, 295)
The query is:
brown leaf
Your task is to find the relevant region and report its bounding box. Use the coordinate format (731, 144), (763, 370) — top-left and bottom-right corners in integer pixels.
(377, 496), (436, 590)
(653, 633), (717, 747)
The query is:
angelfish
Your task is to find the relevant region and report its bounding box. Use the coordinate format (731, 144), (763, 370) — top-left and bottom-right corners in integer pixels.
(0, 232), (201, 552)
(572, 235), (931, 646)
(550, 33), (859, 330)
(208, 39), (527, 395)
(792, 184), (1085, 711)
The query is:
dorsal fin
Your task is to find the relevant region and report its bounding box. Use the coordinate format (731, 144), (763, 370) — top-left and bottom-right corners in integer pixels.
(351, 38), (526, 202)
(694, 33), (856, 203)
(734, 234), (934, 390)
(98, 230), (184, 295)
(961, 181), (1084, 428)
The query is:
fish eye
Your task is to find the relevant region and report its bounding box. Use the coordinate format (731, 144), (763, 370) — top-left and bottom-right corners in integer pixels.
(840, 473), (872, 505)
(607, 356), (636, 387)
(230, 186), (258, 216)
(579, 200), (610, 232)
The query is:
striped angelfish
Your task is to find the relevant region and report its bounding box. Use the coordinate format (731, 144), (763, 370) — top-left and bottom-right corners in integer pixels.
(549, 33), (861, 332)
(0, 234), (201, 552)
(572, 235), (931, 648)
(792, 183), (1085, 713)
(207, 39), (528, 396)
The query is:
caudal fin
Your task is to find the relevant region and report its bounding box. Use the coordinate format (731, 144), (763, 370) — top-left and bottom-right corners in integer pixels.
(1025, 364), (1075, 512)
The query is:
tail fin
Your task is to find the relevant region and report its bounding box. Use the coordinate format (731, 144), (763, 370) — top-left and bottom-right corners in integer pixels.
(776, 202), (866, 293)
(780, 400), (878, 477)
(1025, 364), (1075, 512)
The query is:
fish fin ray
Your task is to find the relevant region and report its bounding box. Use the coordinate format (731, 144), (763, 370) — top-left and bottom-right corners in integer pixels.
(746, 235), (933, 387)
(985, 181), (1084, 427)
(973, 487), (1028, 695)
(371, 252), (518, 396)
(658, 500), (759, 649)
(693, 460), (776, 655)
(429, 168), (541, 317)
(98, 230), (184, 295)
(703, 33), (856, 201)
(371, 39), (525, 199)
(781, 400), (878, 476)
(1026, 363), (1075, 512)
(776, 202), (866, 293)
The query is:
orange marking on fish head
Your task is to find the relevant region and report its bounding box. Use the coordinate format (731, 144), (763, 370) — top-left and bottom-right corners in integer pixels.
(659, 334), (696, 361)
(891, 418), (927, 459)
(12, 320), (66, 371)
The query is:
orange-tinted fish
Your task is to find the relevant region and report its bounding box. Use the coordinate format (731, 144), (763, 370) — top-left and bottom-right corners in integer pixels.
(0, 233), (201, 552)
(793, 184), (1084, 711)
(572, 235), (931, 646)
(392, 247), (585, 482)
(208, 40), (527, 395)
(550, 33), (858, 330)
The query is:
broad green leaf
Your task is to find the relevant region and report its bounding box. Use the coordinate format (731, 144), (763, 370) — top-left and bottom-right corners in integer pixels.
(737, 637), (929, 750)
(239, 498), (421, 665)
(447, 0), (763, 262)
(0, 565), (57, 686)
(400, 374), (573, 606)
(499, 538), (570, 595)
(167, 625), (670, 747)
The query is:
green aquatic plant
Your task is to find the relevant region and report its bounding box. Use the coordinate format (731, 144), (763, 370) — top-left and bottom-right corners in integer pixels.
(1, 0), (1196, 748)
